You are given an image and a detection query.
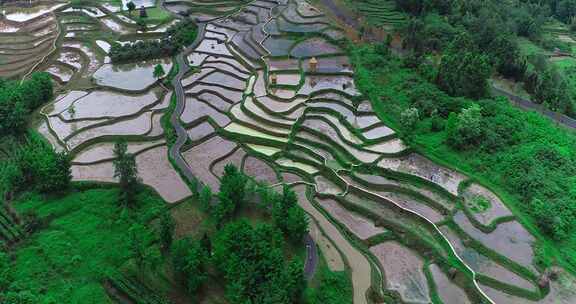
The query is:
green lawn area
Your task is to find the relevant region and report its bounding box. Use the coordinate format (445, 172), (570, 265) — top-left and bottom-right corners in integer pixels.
(517, 37), (548, 57)
(7, 186), (167, 303)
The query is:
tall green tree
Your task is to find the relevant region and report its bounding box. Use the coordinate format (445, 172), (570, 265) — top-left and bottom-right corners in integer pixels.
(171, 237), (208, 295)
(286, 206), (308, 243)
(446, 103), (483, 149)
(126, 1), (136, 16)
(199, 185), (212, 212)
(436, 34), (492, 99)
(113, 140), (140, 208)
(159, 211), (175, 251)
(271, 185), (307, 242)
(213, 164), (247, 226)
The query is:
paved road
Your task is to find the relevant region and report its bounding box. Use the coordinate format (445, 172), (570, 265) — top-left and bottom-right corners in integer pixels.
(492, 86), (576, 129)
(168, 24), (206, 193)
(303, 233), (318, 280)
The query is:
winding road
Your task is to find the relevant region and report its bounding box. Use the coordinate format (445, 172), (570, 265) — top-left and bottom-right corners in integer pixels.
(168, 23), (206, 194)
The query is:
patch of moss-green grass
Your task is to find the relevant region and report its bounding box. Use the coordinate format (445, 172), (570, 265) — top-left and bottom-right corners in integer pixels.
(9, 186), (166, 303)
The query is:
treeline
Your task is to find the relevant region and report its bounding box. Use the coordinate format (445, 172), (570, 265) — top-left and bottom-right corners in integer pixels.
(393, 0), (576, 117)
(353, 43), (576, 243)
(170, 164), (311, 303)
(0, 73), (53, 136)
(110, 19), (198, 63)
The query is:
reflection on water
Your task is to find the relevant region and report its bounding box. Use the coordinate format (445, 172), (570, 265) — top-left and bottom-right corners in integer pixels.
(93, 58), (171, 91)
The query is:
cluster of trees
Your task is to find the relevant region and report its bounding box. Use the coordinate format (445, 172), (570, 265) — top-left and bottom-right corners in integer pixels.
(201, 164), (308, 243)
(271, 185), (309, 243)
(171, 164), (310, 303)
(0, 73), (53, 136)
(0, 134), (71, 197)
(210, 164), (248, 226)
(172, 220), (305, 304)
(109, 19), (197, 63)
(113, 141), (141, 208)
(353, 43), (576, 241)
(395, 0), (576, 116)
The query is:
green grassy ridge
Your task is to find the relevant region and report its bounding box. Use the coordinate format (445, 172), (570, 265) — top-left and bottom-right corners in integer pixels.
(342, 0), (406, 27)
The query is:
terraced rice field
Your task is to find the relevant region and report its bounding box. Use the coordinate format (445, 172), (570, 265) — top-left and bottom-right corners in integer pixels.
(352, 0), (405, 28)
(18, 0), (576, 303)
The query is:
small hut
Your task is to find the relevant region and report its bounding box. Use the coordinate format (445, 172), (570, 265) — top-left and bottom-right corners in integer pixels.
(309, 57), (318, 73)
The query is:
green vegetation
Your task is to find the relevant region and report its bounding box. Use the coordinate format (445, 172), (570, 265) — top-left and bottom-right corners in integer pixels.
(0, 73), (53, 136)
(113, 140), (141, 208)
(469, 195), (492, 214)
(0, 133), (71, 196)
(127, 1), (136, 16)
(0, 187), (166, 302)
(351, 42), (576, 269)
(345, 0), (405, 28)
(304, 268), (351, 304)
(153, 64), (166, 81)
(388, 0), (576, 116)
(212, 220), (305, 303)
(109, 19), (197, 63)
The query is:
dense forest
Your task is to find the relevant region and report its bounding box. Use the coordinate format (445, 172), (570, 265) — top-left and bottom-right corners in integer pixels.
(392, 0), (576, 116)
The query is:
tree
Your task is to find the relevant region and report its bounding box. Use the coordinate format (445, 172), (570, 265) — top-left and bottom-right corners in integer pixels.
(436, 33), (492, 99)
(159, 211), (175, 251)
(171, 237), (207, 295)
(400, 107), (420, 132)
(272, 184), (308, 241)
(126, 1), (136, 16)
(446, 104), (483, 150)
(17, 135), (71, 193)
(213, 220), (291, 303)
(213, 164), (247, 226)
(153, 64), (165, 81)
(199, 186), (212, 212)
(128, 223), (151, 269)
(113, 140), (140, 208)
(286, 206), (308, 243)
(0, 72), (53, 136)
